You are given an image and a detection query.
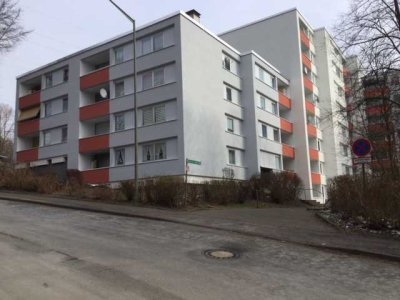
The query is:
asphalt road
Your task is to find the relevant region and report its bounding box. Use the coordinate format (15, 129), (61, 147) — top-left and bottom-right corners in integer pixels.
(0, 199), (399, 300)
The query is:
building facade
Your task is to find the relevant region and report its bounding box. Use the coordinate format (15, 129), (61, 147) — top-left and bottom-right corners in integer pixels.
(15, 9), (350, 202)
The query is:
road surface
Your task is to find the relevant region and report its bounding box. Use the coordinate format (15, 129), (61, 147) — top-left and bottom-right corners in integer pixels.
(0, 199), (399, 299)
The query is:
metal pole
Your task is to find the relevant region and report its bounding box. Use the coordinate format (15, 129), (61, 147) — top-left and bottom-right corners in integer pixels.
(362, 163), (366, 194)
(108, 0), (139, 202)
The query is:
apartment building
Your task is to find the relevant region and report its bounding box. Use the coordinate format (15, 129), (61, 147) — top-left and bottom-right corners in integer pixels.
(15, 10), (292, 187)
(15, 8), (349, 202)
(220, 9), (352, 201)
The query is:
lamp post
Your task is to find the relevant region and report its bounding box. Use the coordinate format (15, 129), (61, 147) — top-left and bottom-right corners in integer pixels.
(108, 0), (139, 202)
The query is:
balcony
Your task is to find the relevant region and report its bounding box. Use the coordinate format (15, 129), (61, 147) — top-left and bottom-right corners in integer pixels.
(311, 172), (321, 185)
(18, 119), (40, 137)
(19, 91), (41, 110)
(307, 124), (317, 138)
(81, 168), (109, 184)
(309, 148), (319, 161)
(304, 77), (314, 93)
(79, 134), (109, 154)
(364, 87), (389, 99)
(80, 100), (110, 121)
(16, 148), (39, 163)
(280, 118), (293, 134)
(282, 144), (295, 159)
(300, 31), (310, 48)
(80, 67), (109, 90)
(305, 100), (315, 115)
(279, 93), (292, 110)
(302, 53), (312, 70)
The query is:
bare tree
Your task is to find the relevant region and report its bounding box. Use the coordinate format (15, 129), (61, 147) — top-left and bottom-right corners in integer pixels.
(0, 0), (30, 52)
(0, 104), (14, 160)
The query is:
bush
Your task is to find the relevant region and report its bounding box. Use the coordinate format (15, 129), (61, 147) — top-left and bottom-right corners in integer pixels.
(203, 180), (249, 205)
(328, 175), (400, 228)
(120, 181), (136, 202)
(143, 177), (186, 208)
(250, 172), (302, 204)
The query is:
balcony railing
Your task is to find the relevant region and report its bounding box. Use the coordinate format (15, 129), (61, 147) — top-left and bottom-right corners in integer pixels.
(79, 134), (109, 154)
(80, 67), (109, 90)
(311, 172), (321, 185)
(81, 168), (109, 184)
(16, 148), (39, 163)
(303, 77), (314, 93)
(80, 100), (110, 121)
(309, 148), (319, 161)
(280, 118), (293, 134)
(18, 119), (40, 136)
(282, 144), (295, 159)
(279, 93), (292, 110)
(19, 91), (41, 110)
(307, 124), (317, 137)
(300, 31), (310, 48)
(302, 53), (312, 70)
(305, 100), (315, 115)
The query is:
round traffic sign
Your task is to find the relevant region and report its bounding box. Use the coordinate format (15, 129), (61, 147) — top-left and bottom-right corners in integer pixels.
(352, 138), (372, 157)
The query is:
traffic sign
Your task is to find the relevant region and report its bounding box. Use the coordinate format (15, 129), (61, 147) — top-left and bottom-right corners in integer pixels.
(352, 138), (372, 157)
(353, 157), (372, 165)
(186, 159), (201, 166)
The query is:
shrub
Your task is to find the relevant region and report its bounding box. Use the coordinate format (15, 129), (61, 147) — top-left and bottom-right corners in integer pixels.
(249, 172), (302, 204)
(143, 177), (186, 208)
(203, 180), (249, 205)
(120, 181), (136, 202)
(328, 175), (400, 228)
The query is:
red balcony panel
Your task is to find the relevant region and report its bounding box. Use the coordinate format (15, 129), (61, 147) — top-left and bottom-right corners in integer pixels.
(305, 100), (315, 115)
(279, 93), (292, 109)
(364, 87), (389, 99)
(311, 173), (321, 185)
(282, 144), (295, 159)
(79, 134), (109, 154)
(302, 53), (312, 70)
(368, 123), (391, 133)
(308, 124), (317, 137)
(80, 100), (110, 121)
(281, 118), (293, 134)
(19, 91), (41, 110)
(300, 31), (310, 48)
(81, 168), (109, 185)
(371, 159), (392, 170)
(310, 148), (319, 161)
(366, 105), (388, 116)
(304, 77), (314, 93)
(18, 119), (40, 136)
(16, 148), (38, 163)
(80, 67), (109, 90)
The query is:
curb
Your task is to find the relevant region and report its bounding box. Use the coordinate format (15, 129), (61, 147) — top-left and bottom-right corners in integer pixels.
(1, 195), (400, 264)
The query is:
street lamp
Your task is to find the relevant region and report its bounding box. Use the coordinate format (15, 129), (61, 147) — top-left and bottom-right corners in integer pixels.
(108, 0), (139, 202)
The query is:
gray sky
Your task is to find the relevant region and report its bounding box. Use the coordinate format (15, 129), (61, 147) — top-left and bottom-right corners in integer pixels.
(0, 0), (350, 109)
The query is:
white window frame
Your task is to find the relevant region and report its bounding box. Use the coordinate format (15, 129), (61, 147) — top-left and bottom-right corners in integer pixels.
(115, 113), (125, 131)
(115, 80), (125, 98)
(225, 86), (232, 101)
(228, 149), (236, 165)
(143, 142), (167, 162)
(63, 68), (69, 82)
(45, 74), (53, 88)
(44, 101), (52, 117)
(43, 130), (51, 146)
(227, 117), (234, 133)
(140, 31), (165, 56)
(141, 67), (165, 90)
(114, 46), (125, 64)
(142, 104), (166, 126)
(223, 56), (231, 71)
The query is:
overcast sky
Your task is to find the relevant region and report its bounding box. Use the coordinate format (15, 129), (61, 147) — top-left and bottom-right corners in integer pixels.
(0, 0), (350, 109)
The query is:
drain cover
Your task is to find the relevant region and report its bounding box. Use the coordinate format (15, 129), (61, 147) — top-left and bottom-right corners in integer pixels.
(203, 249), (240, 259)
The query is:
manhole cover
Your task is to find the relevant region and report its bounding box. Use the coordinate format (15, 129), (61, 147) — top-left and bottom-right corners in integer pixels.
(203, 249), (240, 259)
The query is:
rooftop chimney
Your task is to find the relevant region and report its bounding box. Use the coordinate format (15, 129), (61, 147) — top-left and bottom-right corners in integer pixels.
(186, 9), (201, 23)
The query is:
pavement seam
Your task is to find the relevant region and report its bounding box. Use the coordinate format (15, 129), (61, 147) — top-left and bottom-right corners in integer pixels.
(1, 195), (400, 264)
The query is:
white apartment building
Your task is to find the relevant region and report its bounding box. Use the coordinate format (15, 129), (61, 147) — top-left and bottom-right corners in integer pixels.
(15, 9), (349, 202)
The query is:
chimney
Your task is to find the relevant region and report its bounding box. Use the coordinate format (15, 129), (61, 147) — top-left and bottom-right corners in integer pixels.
(186, 9), (201, 23)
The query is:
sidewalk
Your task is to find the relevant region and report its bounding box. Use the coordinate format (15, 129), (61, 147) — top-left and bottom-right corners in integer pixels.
(0, 190), (399, 262)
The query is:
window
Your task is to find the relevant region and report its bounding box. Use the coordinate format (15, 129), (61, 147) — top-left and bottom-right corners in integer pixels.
(320, 163), (324, 174)
(143, 104), (165, 125)
(95, 122), (109, 135)
(228, 149), (236, 165)
(61, 127), (68, 143)
(153, 68), (164, 86)
(259, 95), (278, 115)
(223, 56), (231, 71)
(45, 102), (52, 117)
(226, 87), (232, 101)
(62, 97), (68, 113)
(261, 123), (280, 142)
(341, 143), (349, 156)
(114, 46), (124, 64)
(342, 164), (352, 175)
(256, 65), (276, 89)
(143, 142), (166, 161)
(317, 139), (322, 151)
(142, 36), (152, 55)
(115, 148), (125, 166)
(115, 113), (125, 131)
(227, 117), (234, 133)
(115, 81), (125, 98)
(44, 131), (51, 146)
(153, 32), (164, 51)
(141, 67), (165, 90)
(63, 69), (69, 82)
(45, 74), (53, 88)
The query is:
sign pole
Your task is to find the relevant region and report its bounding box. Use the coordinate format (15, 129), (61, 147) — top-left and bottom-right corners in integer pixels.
(362, 163), (366, 194)
(185, 159), (188, 205)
